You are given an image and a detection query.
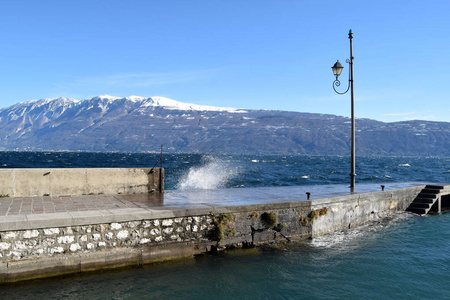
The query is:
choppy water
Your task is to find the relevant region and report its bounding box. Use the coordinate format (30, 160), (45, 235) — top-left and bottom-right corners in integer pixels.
(1, 152), (450, 190)
(1, 152), (450, 298)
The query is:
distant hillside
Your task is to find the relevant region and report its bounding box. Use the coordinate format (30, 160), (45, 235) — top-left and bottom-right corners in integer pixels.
(1, 95), (450, 156)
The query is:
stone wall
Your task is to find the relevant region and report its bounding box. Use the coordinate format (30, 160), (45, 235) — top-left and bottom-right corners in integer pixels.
(0, 216), (213, 262)
(0, 204), (313, 261)
(0, 168), (164, 197)
(0, 215), (214, 282)
(0, 203), (315, 282)
(310, 185), (425, 237)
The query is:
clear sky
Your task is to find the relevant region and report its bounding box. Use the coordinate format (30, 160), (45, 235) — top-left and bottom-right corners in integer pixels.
(0, 0), (449, 122)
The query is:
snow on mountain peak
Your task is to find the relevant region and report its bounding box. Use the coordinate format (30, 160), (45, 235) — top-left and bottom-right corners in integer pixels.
(2, 95), (247, 114)
(126, 95), (146, 102)
(90, 95), (122, 102)
(144, 96), (247, 113)
(7, 97), (79, 112)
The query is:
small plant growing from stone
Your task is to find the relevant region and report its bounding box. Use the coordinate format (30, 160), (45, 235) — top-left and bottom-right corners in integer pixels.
(261, 212), (278, 227)
(300, 216), (309, 226)
(319, 207), (328, 216)
(308, 210), (317, 220)
(214, 223), (225, 242)
(300, 207), (328, 226)
(250, 211), (259, 218)
(210, 213), (236, 243)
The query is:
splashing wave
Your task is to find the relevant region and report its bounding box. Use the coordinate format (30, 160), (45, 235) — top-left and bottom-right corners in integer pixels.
(176, 156), (239, 190)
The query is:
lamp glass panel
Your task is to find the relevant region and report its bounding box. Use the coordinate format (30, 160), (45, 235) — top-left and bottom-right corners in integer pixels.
(332, 62), (344, 77)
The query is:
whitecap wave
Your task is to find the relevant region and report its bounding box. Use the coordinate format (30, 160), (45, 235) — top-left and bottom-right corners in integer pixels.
(176, 156), (239, 190)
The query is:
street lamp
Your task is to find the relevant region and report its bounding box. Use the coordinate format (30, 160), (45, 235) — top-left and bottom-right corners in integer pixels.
(331, 29), (355, 191)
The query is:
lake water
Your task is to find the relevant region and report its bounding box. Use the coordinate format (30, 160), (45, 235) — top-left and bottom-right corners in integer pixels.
(1, 152), (449, 299)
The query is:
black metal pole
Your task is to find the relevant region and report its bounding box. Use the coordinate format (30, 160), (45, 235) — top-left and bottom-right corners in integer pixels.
(160, 144), (163, 170)
(349, 30), (355, 191)
(159, 144), (163, 193)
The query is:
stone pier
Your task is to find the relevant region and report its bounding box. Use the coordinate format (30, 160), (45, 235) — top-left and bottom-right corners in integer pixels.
(0, 181), (448, 283)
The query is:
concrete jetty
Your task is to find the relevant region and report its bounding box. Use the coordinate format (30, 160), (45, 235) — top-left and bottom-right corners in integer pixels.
(0, 176), (448, 283)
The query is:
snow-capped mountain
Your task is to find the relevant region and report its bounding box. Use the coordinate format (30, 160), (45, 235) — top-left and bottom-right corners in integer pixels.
(1, 95), (245, 123)
(0, 95), (450, 156)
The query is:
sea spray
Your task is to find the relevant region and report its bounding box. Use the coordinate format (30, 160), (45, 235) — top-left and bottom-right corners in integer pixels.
(176, 156), (239, 190)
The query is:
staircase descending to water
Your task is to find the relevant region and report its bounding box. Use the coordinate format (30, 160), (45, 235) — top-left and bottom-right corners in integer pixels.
(406, 185), (443, 215)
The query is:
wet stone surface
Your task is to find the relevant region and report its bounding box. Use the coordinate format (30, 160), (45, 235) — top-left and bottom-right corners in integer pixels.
(0, 182), (426, 216)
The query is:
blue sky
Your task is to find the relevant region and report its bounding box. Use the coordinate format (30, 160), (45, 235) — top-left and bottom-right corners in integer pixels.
(0, 0), (449, 122)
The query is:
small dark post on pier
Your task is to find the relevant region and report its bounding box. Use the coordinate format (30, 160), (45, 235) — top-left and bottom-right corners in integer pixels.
(149, 144), (164, 193)
(159, 144), (163, 193)
(306, 192), (311, 200)
(331, 29), (356, 192)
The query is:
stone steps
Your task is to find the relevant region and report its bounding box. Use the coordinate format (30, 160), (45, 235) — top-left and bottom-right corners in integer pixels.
(406, 185), (443, 215)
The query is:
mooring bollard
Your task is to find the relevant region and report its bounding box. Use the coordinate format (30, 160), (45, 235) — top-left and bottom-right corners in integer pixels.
(306, 192), (311, 200)
(381, 185), (385, 191)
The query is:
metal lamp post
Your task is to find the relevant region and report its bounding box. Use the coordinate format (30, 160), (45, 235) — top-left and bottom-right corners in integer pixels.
(332, 29), (355, 191)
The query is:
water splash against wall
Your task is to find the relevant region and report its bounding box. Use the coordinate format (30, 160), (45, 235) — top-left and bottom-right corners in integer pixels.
(176, 156), (239, 190)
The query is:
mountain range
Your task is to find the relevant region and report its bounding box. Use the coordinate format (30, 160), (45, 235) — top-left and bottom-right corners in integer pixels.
(1, 95), (449, 156)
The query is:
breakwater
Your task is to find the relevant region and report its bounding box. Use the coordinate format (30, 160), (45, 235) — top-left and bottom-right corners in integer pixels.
(0, 168), (164, 197)
(1, 173), (445, 282)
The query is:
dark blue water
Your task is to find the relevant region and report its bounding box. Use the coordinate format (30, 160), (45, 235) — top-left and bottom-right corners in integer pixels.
(1, 152), (449, 190)
(1, 152), (450, 298)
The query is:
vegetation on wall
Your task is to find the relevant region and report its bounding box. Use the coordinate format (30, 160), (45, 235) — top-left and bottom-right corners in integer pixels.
(210, 213), (236, 243)
(300, 207), (328, 226)
(261, 212), (278, 227)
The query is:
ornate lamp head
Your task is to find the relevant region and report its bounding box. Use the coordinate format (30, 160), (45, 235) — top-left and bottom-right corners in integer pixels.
(331, 60), (344, 79)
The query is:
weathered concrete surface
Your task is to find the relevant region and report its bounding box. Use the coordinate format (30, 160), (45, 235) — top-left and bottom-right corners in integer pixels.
(310, 185), (425, 237)
(1, 182), (447, 283)
(0, 168), (163, 197)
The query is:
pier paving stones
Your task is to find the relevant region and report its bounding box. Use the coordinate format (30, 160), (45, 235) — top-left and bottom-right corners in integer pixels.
(0, 182), (429, 231)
